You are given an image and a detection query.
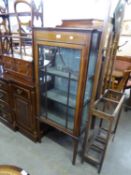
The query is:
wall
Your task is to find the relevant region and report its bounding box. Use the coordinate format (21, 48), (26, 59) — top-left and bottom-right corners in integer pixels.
(44, 0), (119, 27)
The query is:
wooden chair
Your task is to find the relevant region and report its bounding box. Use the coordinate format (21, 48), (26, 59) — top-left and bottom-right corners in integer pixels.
(112, 69), (131, 92)
(14, 0), (32, 55)
(104, 56), (131, 92)
(0, 13), (12, 54)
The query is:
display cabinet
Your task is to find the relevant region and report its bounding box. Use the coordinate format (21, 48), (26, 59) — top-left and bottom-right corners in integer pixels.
(34, 27), (102, 163)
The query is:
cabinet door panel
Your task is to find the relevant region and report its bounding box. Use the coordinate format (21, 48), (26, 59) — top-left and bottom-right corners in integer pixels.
(38, 46), (81, 130)
(0, 101), (10, 113)
(15, 97), (32, 131)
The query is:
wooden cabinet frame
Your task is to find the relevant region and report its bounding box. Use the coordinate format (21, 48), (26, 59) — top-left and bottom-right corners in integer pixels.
(33, 28), (102, 164)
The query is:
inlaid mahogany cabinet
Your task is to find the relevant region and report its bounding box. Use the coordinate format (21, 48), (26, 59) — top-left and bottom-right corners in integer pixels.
(33, 27), (102, 163)
(0, 75), (38, 141)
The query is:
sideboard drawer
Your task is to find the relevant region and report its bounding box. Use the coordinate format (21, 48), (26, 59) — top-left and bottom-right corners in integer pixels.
(0, 89), (9, 103)
(0, 80), (8, 90)
(0, 111), (12, 123)
(12, 85), (30, 99)
(0, 101), (10, 113)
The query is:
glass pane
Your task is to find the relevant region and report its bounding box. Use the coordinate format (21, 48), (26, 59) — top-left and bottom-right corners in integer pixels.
(38, 45), (81, 130)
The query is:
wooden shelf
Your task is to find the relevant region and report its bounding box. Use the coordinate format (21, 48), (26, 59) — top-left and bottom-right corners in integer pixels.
(39, 114), (74, 132)
(43, 67), (78, 80)
(42, 67), (94, 81)
(46, 89), (76, 108)
(44, 89), (90, 108)
(47, 111), (74, 130)
(40, 105), (74, 130)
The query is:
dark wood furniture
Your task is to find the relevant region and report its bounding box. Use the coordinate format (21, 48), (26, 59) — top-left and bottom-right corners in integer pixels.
(112, 56), (131, 83)
(104, 56), (131, 92)
(0, 0), (43, 141)
(0, 72), (39, 141)
(0, 75), (13, 128)
(33, 27), (102, 164)
(57, 19), (104, 29)
(115, 56), (131, 109)
(81, 89), (125, 173)
(0, 0), (43, 56)
(81, 0), (127, 173)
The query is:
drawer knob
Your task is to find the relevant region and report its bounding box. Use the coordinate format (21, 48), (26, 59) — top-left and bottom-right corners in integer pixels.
(0, 84), (2, 87)
(16, 89), (23, 95)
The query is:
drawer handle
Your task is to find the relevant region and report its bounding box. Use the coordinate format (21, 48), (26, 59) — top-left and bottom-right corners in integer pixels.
(16, 89), (23, 95)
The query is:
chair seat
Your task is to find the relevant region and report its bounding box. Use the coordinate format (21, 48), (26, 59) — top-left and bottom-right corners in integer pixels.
(112, 70), (123, 78)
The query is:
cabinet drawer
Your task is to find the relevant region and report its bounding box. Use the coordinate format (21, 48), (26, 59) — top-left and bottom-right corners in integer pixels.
(12, 85), (30, 99)
(0, 90), (9, 103)
(0, 101), (10, 113)
(0, 111), (12, 123)
(0, 80), (8, 90)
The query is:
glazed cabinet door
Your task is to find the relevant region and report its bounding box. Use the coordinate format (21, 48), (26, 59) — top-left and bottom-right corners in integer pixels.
(34, 29), (101, 136)
(38, 46), (81, 131)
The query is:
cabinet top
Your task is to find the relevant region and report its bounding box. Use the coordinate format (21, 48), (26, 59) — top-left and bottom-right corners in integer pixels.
(33, 27), (101, 33)
(0, 72), (35, 89)
(33, 27), (101, 46)
(56, 19), (104, 29)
